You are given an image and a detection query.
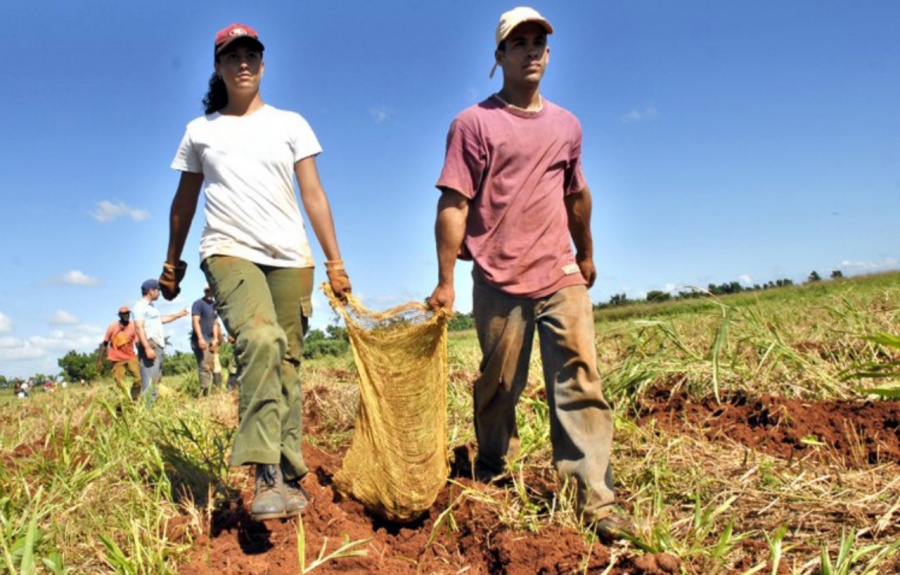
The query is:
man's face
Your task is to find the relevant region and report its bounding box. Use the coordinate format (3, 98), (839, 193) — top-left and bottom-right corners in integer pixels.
(118, 312), (130, 324)
(148, 287), (160, 302)
(203, 288), (214, 302)
(496, 22), (550, 85)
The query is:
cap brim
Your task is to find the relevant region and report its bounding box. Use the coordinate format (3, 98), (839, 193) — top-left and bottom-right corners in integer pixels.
(215, 35), (265, 55)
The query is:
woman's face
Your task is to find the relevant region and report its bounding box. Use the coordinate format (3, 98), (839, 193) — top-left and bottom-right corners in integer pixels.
(215, 44), (264, 96)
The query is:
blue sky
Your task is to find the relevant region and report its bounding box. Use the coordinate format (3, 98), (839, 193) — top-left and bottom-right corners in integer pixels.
(1, 1), (898, 378)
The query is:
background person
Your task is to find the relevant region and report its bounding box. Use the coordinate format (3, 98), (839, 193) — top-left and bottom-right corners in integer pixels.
(158, 23), (352, 521)
(133, 279), (188, 405)
(427, 7), (633, 540)
(191, 285), (222, 396)
(97, 305), (141, 400)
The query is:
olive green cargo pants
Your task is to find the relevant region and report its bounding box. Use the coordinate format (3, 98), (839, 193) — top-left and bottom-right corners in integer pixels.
(202, 255), (312, 482)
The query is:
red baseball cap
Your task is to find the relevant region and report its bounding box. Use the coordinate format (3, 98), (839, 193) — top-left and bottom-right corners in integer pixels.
(214, 23), (264, 56)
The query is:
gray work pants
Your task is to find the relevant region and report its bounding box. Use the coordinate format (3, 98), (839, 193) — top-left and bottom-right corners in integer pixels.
(472, 279), (617, 519)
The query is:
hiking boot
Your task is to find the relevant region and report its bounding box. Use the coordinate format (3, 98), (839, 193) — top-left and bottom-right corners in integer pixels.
(281, 476), (310, 514)
(250, 464), (289, 521)
(590, 512), (637, 542)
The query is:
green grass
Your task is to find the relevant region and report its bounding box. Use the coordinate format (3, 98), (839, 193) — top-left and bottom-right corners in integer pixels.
(1, 271), (898, 573)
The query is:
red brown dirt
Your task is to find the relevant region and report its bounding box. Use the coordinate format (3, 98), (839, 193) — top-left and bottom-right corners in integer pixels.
(178, 382), (684, 574)
(177, 441), (682, 575)
(178, 381), (898, 573)
(634, 388), (900, 467)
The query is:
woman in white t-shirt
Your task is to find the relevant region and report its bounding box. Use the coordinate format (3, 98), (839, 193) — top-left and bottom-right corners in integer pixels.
(159, 23), (352, 521)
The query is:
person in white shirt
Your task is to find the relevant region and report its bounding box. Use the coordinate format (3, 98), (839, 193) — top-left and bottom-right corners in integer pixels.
(133, 279), (188, 404)
(158, 23), (352, 521)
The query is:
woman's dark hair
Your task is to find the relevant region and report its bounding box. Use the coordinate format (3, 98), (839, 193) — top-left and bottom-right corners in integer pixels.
(202, 72), (228, 115)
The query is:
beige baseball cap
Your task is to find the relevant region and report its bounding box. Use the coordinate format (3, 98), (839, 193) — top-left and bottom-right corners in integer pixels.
(490, 6), (554, 78)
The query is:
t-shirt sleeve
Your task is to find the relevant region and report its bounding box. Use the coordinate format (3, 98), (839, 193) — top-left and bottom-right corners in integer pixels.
(290, 113), (323, 163)
(565, 122), (587, 195)
(435, 119), (485, 199)
(132, 304), (148, 324)
(191, 300), (203, 317)
(171, 127), (203, 173)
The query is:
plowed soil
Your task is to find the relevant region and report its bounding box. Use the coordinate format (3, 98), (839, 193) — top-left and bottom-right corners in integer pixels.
(634, 388), (900, 467)
(178, 384), (898, 574)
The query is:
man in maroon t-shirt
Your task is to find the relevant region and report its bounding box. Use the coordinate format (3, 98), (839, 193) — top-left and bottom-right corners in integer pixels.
(427, 6), (633, 540)
(98, 306), (141, 400)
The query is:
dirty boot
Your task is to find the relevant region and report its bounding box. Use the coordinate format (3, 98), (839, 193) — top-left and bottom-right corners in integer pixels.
(250, 464), (288, 521)
(279, 466), (309, 514)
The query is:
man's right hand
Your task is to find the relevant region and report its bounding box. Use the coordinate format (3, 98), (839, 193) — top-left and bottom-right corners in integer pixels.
(144, 345), (157, 360)
(428, 284), (455, 312)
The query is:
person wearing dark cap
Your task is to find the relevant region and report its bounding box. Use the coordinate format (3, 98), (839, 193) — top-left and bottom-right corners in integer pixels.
(191, 285), (222, 396)
(132, 279), (188, 405)
(97, 305), (141, 400)
(159, 23), (352, 521)
(427, 7), (634, 540)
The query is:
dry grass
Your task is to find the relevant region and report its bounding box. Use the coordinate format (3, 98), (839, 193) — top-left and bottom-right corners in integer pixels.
(1, 272), (898, 573)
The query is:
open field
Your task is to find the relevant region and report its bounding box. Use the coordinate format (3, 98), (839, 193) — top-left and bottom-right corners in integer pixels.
(1, 273), (898, 574)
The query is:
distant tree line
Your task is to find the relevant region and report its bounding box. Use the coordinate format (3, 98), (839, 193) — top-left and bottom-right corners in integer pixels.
(598, 269), (844, 309)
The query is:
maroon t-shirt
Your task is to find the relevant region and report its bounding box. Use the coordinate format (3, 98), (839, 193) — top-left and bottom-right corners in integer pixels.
(436, 95), (588, 298)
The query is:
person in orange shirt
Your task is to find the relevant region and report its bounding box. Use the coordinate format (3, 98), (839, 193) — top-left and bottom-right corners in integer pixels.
(98, 306), (140, 400)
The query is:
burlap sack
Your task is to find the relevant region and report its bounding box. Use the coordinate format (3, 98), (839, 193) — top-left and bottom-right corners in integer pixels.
(324, 284), (450, 521)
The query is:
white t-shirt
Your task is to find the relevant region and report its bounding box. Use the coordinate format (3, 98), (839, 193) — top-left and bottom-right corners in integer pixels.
(171, 104), (322, 267)
(132, 299), (164, 345)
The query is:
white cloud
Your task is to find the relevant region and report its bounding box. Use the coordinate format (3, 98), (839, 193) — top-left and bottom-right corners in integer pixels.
(839, 257), (898, 271)
(0, 328), (105, 377)
(370, 106), (392, 123)
(90, 200), (149, 223)
(73, 324), (103, 336)
(663, 283), (677, 293)
(621, 106), (659, 124)
(0, 344), (44, 361)
(0, 311), (12, 334)
(0, 336), (23, 349)
(48, 310), (80, 325)
(739, 274), (752, 284)
(55, 270), (101, 286)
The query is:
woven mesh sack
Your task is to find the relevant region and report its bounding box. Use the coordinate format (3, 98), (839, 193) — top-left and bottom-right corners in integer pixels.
(324, 284), (451, 521)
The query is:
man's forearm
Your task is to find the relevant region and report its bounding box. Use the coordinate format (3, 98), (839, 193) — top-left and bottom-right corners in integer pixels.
(565, 186), (593, 259)
(435, 190), (469, 285)
(162, 311), (187, 324)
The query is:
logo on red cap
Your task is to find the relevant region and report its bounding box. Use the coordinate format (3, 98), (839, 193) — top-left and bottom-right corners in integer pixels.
(214, 23), (263, 54)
